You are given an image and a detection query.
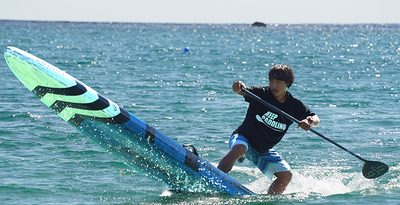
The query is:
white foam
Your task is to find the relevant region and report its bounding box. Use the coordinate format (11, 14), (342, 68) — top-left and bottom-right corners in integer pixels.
(230, 165), (375, 196)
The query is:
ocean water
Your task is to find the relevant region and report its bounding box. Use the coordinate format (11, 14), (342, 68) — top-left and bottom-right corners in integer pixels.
(0, 21), (399, 204)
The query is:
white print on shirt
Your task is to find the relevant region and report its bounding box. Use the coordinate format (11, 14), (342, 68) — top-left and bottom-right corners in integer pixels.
(256, 111), (287, 132)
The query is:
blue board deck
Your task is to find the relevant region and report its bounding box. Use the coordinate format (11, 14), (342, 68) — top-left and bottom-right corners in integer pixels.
(4, 46), (255, 196)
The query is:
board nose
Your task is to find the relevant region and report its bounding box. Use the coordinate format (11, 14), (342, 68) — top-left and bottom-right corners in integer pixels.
(4, 46), (38, 91)
(4, 46), (76, 91)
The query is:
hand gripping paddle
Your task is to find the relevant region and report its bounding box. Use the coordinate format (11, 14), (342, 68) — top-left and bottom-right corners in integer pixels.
(242, 89), (389, 179)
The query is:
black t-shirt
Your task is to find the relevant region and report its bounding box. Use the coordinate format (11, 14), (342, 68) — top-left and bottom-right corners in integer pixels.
(236, 86), (314, 153)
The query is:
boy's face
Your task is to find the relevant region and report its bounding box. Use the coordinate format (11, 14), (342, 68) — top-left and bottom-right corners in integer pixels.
(269, 77), (287, 99)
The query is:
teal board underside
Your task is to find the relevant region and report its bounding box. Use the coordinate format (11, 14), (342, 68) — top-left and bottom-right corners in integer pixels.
(4, 46), (255, 196)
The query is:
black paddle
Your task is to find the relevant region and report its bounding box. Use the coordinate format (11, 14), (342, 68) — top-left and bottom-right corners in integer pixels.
(242, 89), (389, 179)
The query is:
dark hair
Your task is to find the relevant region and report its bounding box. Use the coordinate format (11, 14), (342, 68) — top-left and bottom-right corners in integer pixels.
(268, 64), (294, 88)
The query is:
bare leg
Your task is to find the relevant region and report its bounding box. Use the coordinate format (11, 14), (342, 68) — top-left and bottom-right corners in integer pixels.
(217, 144), (246, 173)
(267, 171), (293, 195)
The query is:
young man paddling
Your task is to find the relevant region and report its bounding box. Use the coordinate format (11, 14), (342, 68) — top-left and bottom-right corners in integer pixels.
(217, 64), (320, 194)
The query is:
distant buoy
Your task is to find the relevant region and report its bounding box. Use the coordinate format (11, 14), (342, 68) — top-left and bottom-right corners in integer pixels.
(183, 47), (190, 53)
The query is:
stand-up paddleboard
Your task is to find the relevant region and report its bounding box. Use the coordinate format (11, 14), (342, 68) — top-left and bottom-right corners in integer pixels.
(4, 46), (255, 196)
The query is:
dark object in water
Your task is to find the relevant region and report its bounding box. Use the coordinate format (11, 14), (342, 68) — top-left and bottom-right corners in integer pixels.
(251, 22), (267, 27)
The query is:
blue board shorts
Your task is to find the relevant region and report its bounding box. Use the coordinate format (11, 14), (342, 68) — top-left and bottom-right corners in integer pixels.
(229, 133), (291, 180)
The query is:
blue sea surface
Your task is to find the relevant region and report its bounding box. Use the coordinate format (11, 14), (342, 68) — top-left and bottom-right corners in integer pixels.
(0, 21), (399, 204)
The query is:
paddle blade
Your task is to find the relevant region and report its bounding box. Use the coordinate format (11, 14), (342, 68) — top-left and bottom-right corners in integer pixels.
(362, 161), (389, 179)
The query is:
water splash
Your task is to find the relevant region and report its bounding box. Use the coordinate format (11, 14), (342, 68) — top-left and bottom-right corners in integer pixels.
(384, 163), (400, 191)
(231, 165), (375, 196)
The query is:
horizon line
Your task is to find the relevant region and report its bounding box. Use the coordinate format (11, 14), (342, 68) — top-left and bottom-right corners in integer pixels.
(1, 19), (400, 26)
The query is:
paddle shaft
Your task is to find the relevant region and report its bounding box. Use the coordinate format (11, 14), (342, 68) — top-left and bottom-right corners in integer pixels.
(242, 89), (368, 163)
